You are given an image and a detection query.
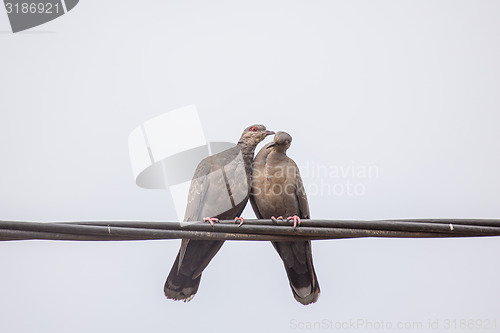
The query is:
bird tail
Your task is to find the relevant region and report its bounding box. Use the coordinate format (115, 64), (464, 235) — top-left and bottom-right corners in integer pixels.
(164, 251), (201, 302)
(164, 240), (225, 302)
(273, 241), (320, 305)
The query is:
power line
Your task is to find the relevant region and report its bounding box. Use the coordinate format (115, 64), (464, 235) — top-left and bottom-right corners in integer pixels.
(1, 219), (499, 242)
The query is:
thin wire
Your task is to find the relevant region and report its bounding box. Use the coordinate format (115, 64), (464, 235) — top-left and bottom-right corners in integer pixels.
(1, 219), (499, 242)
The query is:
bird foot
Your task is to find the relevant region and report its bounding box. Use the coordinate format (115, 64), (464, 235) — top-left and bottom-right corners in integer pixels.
(286, 215), (301, 229)
(271, 216), (284, 223)
(203, 217), (219, 227)
(234, 217), (244, 227)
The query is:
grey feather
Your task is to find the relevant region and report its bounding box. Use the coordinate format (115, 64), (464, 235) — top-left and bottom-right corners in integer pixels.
(164, 125), (274, 302)
(250, 131), (320, 305)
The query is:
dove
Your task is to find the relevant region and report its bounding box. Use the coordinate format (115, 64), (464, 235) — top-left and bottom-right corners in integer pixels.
(250, 131), (320, 305)
(164, 125), (274, 302)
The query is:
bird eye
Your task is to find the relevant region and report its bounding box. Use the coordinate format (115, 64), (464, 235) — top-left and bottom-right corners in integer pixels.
(250, 126), (258, 132)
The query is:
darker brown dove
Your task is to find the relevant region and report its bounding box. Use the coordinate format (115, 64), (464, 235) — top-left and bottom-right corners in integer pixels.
(164, 125), (274, 302)
(250, 131), (320, 305)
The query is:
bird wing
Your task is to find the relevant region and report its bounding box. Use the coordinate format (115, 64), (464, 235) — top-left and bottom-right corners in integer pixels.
(165, 146), (247, 301)
(177, 157), (212, 273)
(294, 162), (310, 219)
(178, 146), (244, 275)
(183, 157), (212, 222)
(271, 159), (318, 305)
(249, 191), (264, 219)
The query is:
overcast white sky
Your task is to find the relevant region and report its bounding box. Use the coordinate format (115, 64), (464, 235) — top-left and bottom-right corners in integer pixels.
(1, 1), (500, 332)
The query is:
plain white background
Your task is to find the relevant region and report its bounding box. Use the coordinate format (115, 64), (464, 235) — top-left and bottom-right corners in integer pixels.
(1, 1), (499, 332)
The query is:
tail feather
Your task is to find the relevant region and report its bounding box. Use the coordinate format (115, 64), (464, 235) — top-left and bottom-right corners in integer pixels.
(164, 240), (224, 302)
(289, 268), (320, 305)
(164, 252), (201, 302)
(273, 241), (320, 305)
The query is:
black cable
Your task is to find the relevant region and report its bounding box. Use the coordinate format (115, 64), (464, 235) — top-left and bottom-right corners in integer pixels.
(1, 219), (499, 242)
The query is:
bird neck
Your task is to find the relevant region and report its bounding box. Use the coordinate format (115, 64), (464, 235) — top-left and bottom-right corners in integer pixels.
(268, 150), (288, 162)
(237, 142), (257, 164)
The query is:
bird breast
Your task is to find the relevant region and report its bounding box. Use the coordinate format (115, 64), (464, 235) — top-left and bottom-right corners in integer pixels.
(252, 158), (298, 208)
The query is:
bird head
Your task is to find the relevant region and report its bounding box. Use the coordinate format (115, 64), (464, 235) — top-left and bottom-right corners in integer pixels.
(239, 125), (275, 147)
(266, 131), (292, 152)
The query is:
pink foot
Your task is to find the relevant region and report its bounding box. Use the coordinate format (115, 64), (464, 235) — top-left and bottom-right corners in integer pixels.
(234, 217), (244, 226)
(271, 216), (284, 223)
(286, 215), (301, 229)
(203, 217), (219, 227)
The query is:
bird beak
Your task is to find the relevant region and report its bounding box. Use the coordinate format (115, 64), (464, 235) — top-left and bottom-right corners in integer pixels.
(266, 142), (276, 149)
(265, 130), (275, 136)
